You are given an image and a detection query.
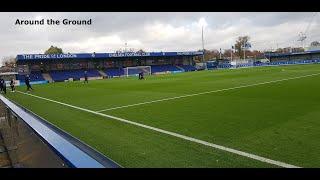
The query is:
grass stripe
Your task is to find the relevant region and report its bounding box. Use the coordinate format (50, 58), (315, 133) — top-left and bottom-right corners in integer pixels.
(96, 72), (320, 112)
(16, 90), (300, 168)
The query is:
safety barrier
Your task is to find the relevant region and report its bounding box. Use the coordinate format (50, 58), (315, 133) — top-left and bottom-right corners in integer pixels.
(0, 95), (121, 168)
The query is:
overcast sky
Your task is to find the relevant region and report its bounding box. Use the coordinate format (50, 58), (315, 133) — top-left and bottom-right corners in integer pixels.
(0, 12), (319, 63)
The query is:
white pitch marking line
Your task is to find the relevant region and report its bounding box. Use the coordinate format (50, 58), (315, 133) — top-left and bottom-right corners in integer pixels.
(16, 91), (300, 168)
(96, 72), (320, 112)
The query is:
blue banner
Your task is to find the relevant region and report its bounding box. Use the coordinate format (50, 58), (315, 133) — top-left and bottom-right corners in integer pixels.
(19, 80), (49, 86)
(16, 51), (204, 61)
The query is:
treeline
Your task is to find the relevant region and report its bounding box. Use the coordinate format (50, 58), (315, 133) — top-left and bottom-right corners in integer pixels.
(273, 41), (319, 53)
(194, 49), (265, 62)
(195, 37), (320, 62)
(195, 36), (265, 62)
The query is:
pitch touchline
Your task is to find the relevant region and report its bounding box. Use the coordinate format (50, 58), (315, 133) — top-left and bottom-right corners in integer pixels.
(16, 91), (299, 168)
(96, 72), (320, 112)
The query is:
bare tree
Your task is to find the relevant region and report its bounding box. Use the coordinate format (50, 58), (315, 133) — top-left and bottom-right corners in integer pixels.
(194, 49), (220, 62)
(311, 41), (320, 47)
(2, 56), (16, 67)
(45, 45), (63, 54)
(234, 36), (250, 59)
(223, 49), (232, 58)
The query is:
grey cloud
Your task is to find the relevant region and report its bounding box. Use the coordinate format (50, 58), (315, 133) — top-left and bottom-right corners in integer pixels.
(0, 12), (319, 64)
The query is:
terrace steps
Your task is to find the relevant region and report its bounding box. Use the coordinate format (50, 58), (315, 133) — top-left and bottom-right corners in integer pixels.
(98, 70), (107, 77)
(176, 65), (186, 71)
(42, 73), (53, 83)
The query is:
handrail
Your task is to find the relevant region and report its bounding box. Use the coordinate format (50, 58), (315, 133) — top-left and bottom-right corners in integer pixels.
(0, 95), (121, 168)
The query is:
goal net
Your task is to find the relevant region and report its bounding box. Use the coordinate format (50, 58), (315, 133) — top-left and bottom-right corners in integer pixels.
(124, 66), (152, 77)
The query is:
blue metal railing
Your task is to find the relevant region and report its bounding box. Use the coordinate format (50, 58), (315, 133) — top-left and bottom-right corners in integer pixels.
(0, 95), (121, 168)
(207, 59), (320, 70)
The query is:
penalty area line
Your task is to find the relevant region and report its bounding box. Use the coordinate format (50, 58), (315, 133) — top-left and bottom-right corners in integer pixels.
(16, 90), (300, 168)
(96, 72), (320, 112)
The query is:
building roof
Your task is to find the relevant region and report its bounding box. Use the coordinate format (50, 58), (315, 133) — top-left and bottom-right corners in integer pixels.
(16, 51), (203, 62)
(264, 49), (320, 58)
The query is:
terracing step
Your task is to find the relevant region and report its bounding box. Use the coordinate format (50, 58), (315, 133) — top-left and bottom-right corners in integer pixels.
(98, 70), (107, 77)
(42, 73), (53, 83)
(176, 66), (185, 71)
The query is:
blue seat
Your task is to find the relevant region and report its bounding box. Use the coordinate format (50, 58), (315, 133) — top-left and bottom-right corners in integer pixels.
(180, 65), (197, 71)
(105, 68), (124, 77)
(151, 65), (180, 73)
(49, 69), (101, 81)
(17, 71), (45, 82)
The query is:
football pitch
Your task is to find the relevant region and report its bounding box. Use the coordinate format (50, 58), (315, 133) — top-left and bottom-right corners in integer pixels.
(5, 64), (320, 168)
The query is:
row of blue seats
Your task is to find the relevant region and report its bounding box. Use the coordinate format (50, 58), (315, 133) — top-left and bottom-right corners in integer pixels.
(50, 69), (100, 81)
(179, 65), (197, 72)
(253, 60), (320, 67)
(214, 59), (320, 69)
(269, 59), (320, 65)
(17, 71), (45, 82)
(19, 60), (320, 82)
(105, 68), (124, 77)
(151, 65), (181, 73)
(105, 65), (192, 77)
(17, 65), (199, 81)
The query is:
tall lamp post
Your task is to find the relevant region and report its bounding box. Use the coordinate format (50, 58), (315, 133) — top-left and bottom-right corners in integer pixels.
(231, 46), (233, 61)
(201, 26), (207, 70)
(243, 42), (246, 61)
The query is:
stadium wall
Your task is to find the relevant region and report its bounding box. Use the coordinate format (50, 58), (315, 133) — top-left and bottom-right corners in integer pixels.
(209, 59), (320, 70)
(18, 80), (49, 86)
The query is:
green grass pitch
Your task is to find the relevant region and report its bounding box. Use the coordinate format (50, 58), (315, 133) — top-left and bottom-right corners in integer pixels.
(5, 64), (320, 167)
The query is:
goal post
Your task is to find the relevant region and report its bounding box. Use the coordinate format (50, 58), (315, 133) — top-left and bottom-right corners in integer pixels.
(124, 66), (152, 77)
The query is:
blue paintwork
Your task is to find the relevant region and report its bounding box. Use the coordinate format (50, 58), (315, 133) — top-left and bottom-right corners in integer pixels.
(171, 70), (184, 73)
(0, 96), (106, 168)
(207, 59), (320, 70)
(19, 80), (49, 86)
(265, 50), (320, 57)
(16, 51), (203, 62)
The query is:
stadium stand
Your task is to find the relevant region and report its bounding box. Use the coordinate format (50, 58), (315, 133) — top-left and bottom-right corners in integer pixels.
(50, 69), (100, 82)
(108, 65), (188, 77)
(223, 59), (320, 69)
(86, 69), (101, 77)
(105, 68), (124, 77)
(234, 63), (253, 68)
(17, 71), (45, 82)
(14, 51), (204, 82)
(151, 65), (181, 74)
(217, 64), (232, 69)
(268, 59), (320, 65)
(179, 65), (197, 72)
(12, 51), (320, 84)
